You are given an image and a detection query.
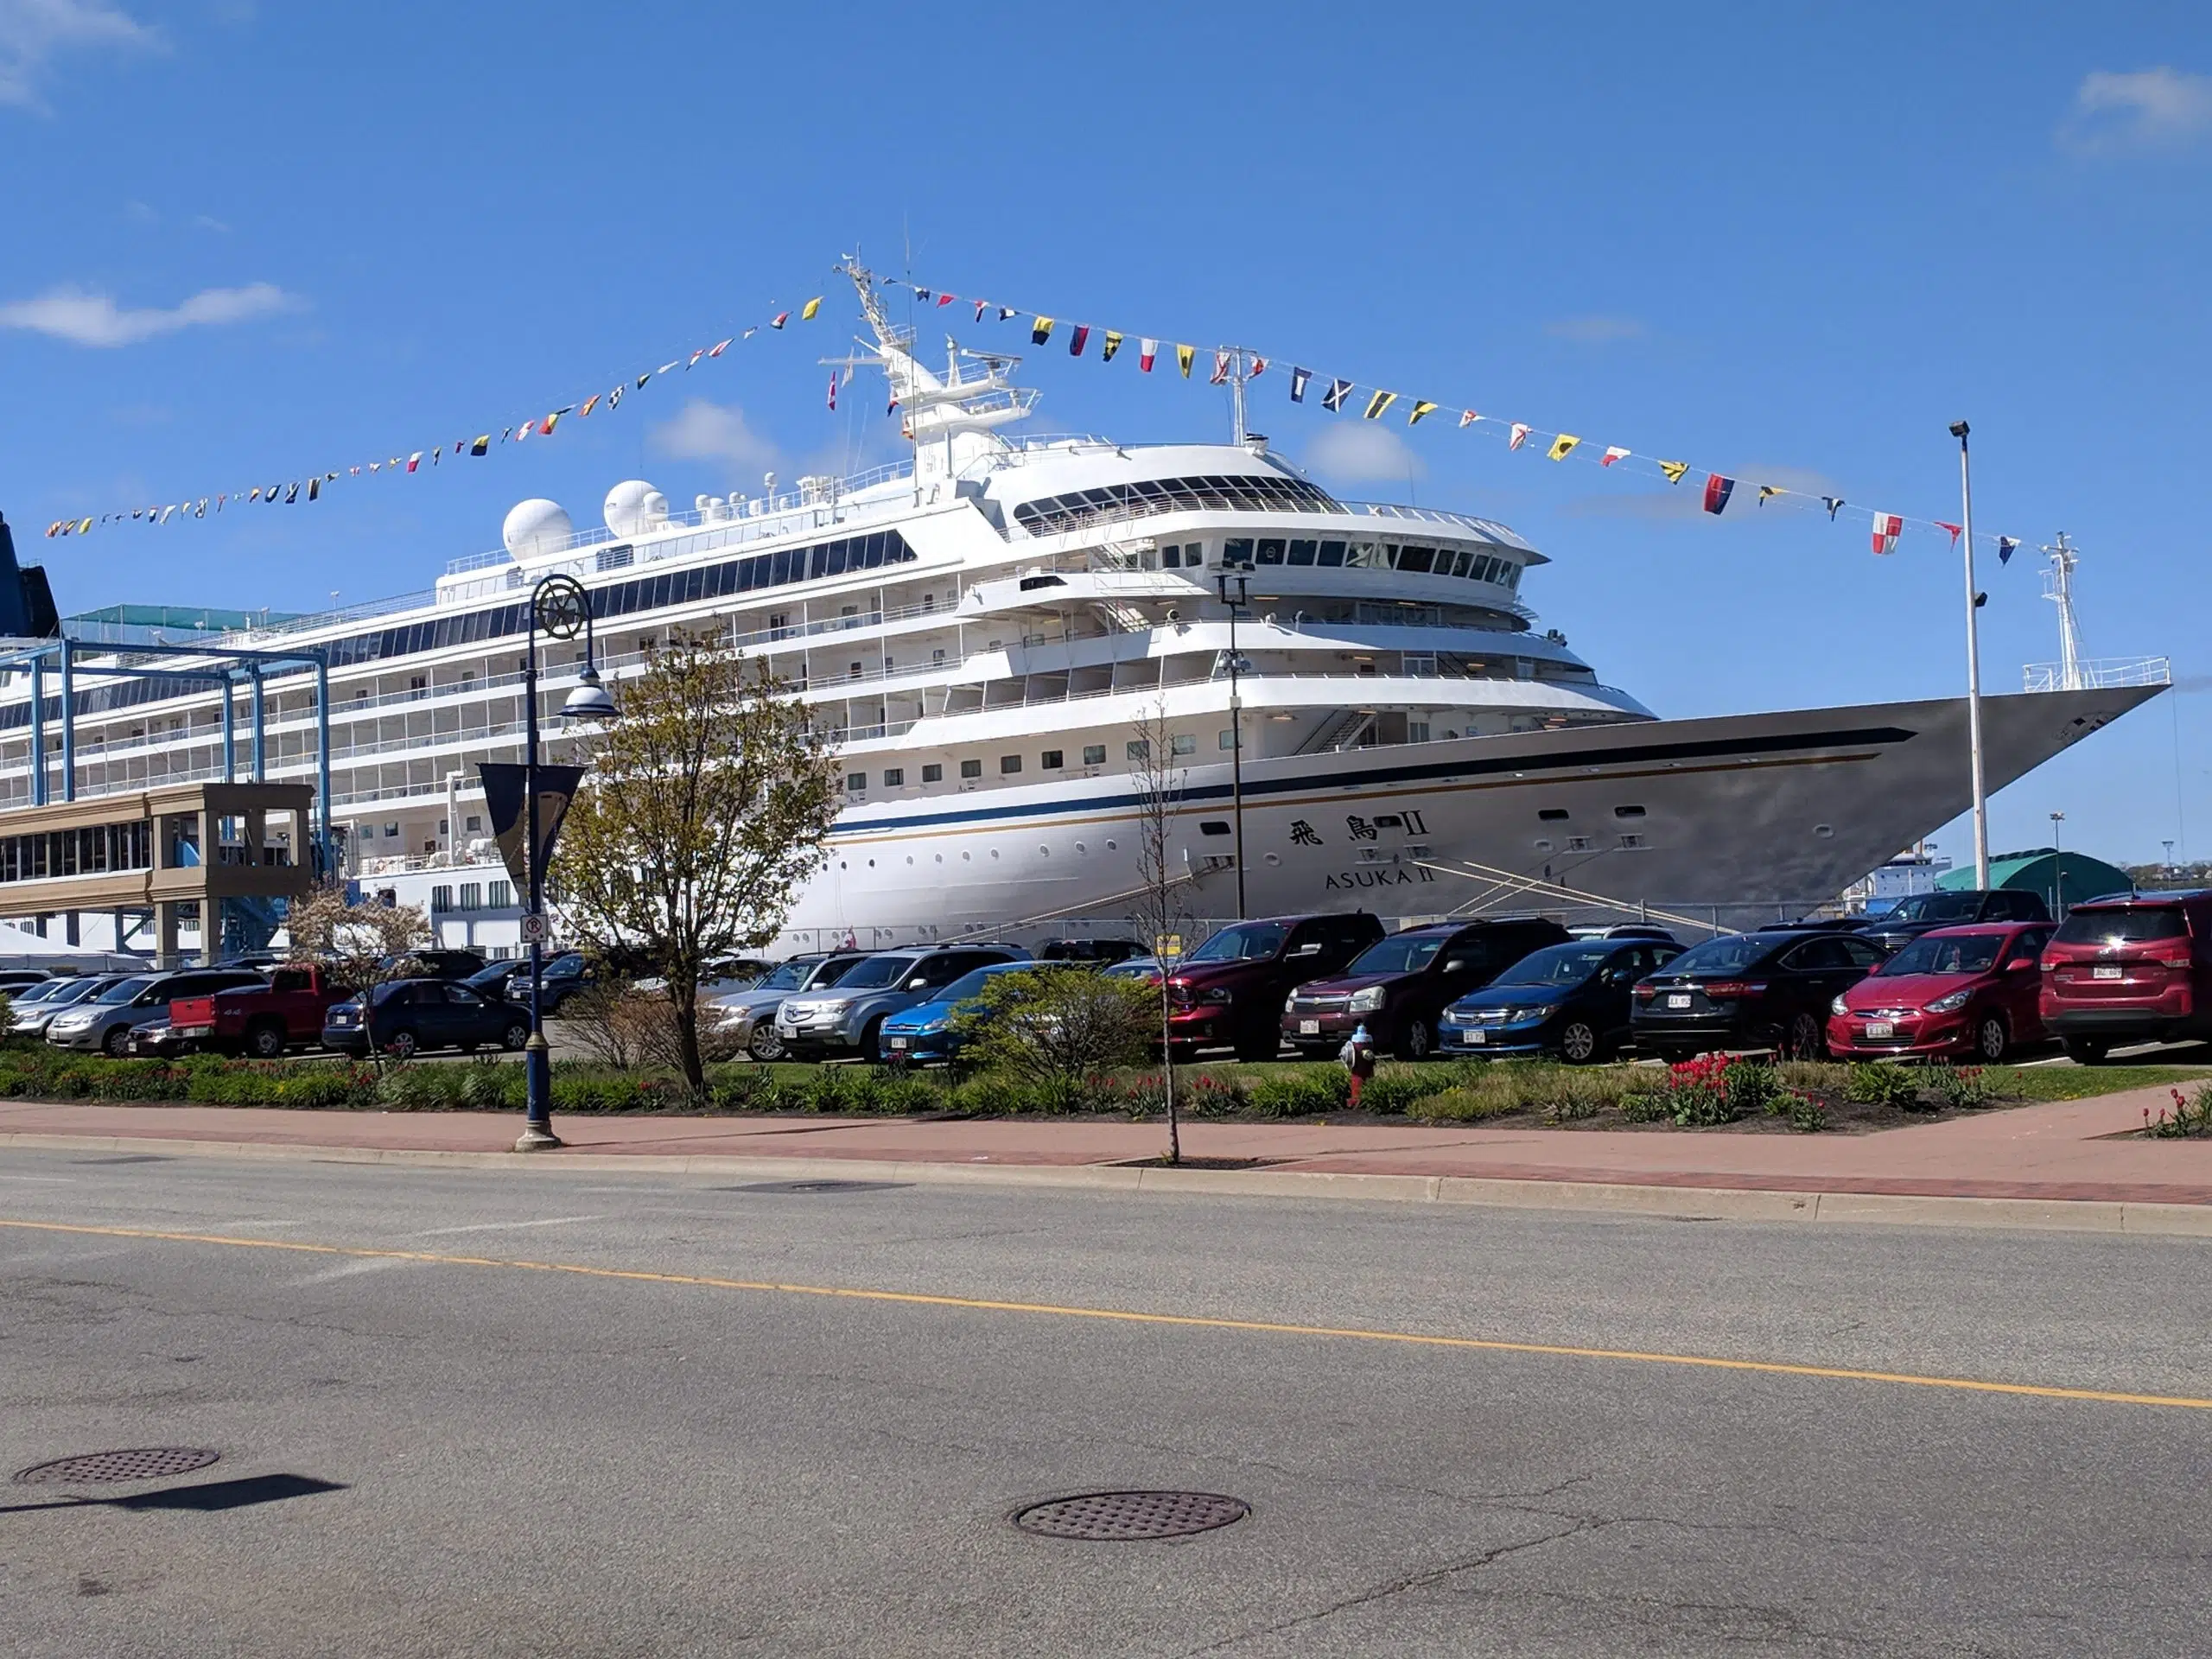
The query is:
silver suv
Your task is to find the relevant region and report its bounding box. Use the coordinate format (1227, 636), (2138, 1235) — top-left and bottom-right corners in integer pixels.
(774, 945), (1027, 1060)
(712, 950), (874, 1061)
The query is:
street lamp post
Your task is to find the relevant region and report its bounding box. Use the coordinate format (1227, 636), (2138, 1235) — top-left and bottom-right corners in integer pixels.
(515, 575), (616, 1153)
(1951, 421), (1991, 890)
(1214, 563), (1251, 919)
(2050, 810), (2067, 920)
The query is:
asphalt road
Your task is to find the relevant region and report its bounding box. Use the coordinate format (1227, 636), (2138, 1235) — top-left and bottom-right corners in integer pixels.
(3, 1155), (2209, 1656)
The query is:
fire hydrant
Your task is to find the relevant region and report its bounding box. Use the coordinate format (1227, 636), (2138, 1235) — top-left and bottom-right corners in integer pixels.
(1339, 1021), (1377, 1109)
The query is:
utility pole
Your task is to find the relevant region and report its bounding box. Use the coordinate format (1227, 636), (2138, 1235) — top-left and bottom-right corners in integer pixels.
(1215, 562), (1251, 919)
(1951, 422), (1991, 889)
(2050, 810), (2066, 919)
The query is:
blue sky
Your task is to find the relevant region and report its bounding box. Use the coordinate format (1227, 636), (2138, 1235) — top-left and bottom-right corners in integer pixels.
(3, 1), (2209, 869)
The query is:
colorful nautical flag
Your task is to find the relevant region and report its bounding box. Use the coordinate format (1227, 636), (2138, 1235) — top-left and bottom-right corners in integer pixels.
(913, 289), (931, 303)
(1290, 366), (1312, 403)
(1363, 389), (1397, 420)
(937, 292), (956, 308)
(1871, 512), (1903, 554)
(608, 385), (624, 409)
(998, 306), (1017, 321)
(800, 296), (822, 321)
(1936, 520), (1961, 547)
(1758, 485), (1785, 506)
(1601, 446), (1630, 466)
(708, 338), (731, 358)
(1176, 343), (1195, 378)
(1070, 324), (1089, 357)
(1249, 357), (1267, 378)
(688, 348), (705, 369)
(1997, 536), (2018, 564)
(1547, 434), (1580, 461)
(1322, 379), (1353, 413)
(306, 480), (319, 502)
(1821, 495), (1844, 519)
(1102, 331), (1122, 362)
(974, 300), (988, 321)
(1509, 423), (1531, 450)
(1140, 338), (1158, 372)
(1408, 400), (1438, 425)
(580, 394), (601, 417)
(771, 312), (790, 329)
(1210, 350), (1231, 385)
(471, 435), (491, 456)
(1658, 459), (1689, 484)
(887, 391), (899, 416)
(827, 370), (838, 411)
(406, 452), (423, 474)
(1032, 317), (1055, 345)
(1703, 474), (1734, 514)
(1459, 410), (1480, 428)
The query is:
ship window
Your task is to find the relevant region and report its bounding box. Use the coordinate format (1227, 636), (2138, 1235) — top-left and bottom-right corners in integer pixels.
(1126, 739), (1149, 762)
(922, 764), (943, 783)
(1084, 744), (1106, 766)
(1346, 541), (1381, 569)
(460, 883), (483, 912)
(1538, 808), (1571, 822)
(1160, 544), (1181, 568)
(1218, 728), (1236, 749)
(1397, 544), (1435, 574)
(883, 768), (904, 787)
(1409, 721), (1431, 742)
(960, 759), (982, 779)
(1040, 750), (1063, 770)
(1255, 537), (1286, 566)
(1171, 734), (1196, 756)
(1613, 804), (1647, 818)
(847, 772), (867, 792)
(1287, 538), (1318, 565)
(465, 816), (482, 833)
(490, 880), (512, 907)
(1183, 541), (1203, 567)
(1221, 537), (1254, 570)
(1000, 754), (1021, 774)
(1317, 539), (1346, 568)
(1199, 821), (1231, 836)
(430, 886), (453, 913)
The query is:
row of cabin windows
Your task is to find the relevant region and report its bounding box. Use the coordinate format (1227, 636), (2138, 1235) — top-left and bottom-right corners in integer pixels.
(429, 880), (515, 913)
(1010, 472), (1341, 535)
(1220, 537), (1522, 588)
(0, 820), (155, 883)
(843, 731), (1245, 793)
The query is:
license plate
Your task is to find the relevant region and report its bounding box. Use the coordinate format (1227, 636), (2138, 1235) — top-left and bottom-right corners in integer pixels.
(888, 1036), (907, 1049)
(180, 1026), (212, 1038)
(2094, 964), (2123, 981)
(1300, 1019), (1320, 1035)
(1667, 994), (1691, 1009)
(1467, 1029), (1486, 1045)
(1866, 1021), (1894, 1039)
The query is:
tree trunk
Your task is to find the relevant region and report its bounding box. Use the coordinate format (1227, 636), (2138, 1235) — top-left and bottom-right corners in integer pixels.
(670, 986), (706, 1099)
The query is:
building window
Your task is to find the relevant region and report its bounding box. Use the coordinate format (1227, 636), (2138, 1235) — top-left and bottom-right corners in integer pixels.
(960, 759), (982, 779)
(1040, 750), (1063, 770)
(1127, 739), (1149, 762)
(430, 886), (453, 912)
(1218, 728), (1236, 750)
(922, 763), (943, 784)
(883, 767), (905, 787)
(383, 823), (399, 837)
(465, 815), (482, 833)
(459, 882), (483, 911)
(1084, 744), (1106, 766)
(489, 880), (512, 907)
(1171, 734), (1197, 756)
(847, 772), (868, 792)
(1000, 754), (1021, 775)
(931, 648), (946, 664)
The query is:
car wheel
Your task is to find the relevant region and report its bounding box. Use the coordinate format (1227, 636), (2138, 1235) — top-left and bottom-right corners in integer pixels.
(101, 1027), (130, 1058)
(385, 1028), (419, 1060)
(1395, 1019), (1433, 1062)
(500, 1020), (530, 1052)
(1786, 1011), (1826, 1060)
(861, 1016), (887, 1063)
(1975, 1013), (2010, 1064)
(747, 1023), (785, 1062)
(2063, 1037), (2110, 1066)
(246, 1021), (287, 1060)
(1560, 1020), (1599, 1065)
(1234, 1023), (1281, 1064)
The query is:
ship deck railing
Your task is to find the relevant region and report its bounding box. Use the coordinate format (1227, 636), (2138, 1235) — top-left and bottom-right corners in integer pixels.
(2021, 656), (2171, 693)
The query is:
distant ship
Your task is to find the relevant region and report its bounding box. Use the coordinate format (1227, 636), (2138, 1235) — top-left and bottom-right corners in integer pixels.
(5, 262), (2166, 954)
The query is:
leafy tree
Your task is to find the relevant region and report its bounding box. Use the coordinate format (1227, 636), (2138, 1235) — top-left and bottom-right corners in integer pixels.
(950, 963), (1157, 1103)
(1124, 698), (1193, 1160)
(552, 632), (842, 1095)
(283, 882), (429, 995)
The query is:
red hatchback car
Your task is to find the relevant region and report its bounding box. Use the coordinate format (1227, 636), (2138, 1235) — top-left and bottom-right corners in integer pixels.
(2039, 890), (2212, 1063)
(1827, 922), (2052, 1062)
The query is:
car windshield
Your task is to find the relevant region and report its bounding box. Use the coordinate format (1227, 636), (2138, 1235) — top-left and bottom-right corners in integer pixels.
(754, 960), (814, 991)
(1186, 923), (1288, 963)
(1491, 944), (1620, 987)
(12, 978), (71, 1004)
(836, 956), (920, 992)
(94, 976), (156, 1004)
(1886, 893), (1984, 924)
(1879, 934), (2004, 976)
(2055, 906), (2187, 946)
(808, 957), (869, 989)
(933, 965), (1023, 1004)
(1663, 936), (1774, 976)
(1347, 936), (1445, 976)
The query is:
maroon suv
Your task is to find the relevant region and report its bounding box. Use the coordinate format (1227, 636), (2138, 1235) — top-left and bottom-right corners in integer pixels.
(2039, 890), (2212, 1062)
(1281, 917), (1571, 1061)
(1165, 912), (1385, 1062)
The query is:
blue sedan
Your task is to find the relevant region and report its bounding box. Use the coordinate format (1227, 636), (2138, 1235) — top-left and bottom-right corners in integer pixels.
(875, 963), (1033, 1064)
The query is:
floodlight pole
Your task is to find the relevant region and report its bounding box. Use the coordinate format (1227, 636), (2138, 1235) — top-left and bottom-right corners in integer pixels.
(518, 618), (553, 1149)
(1215, 565), (1250, 918)
(1953, 422), (1990, 890)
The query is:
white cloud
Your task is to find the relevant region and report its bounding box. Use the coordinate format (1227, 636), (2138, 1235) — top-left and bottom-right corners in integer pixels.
(0, 281), (300, 346)
(1544, 315), (1647, 346)
(650, 398), (781, 472)
(2059, 67), (2212, 156)
(0, 0), (159, 112)
(1299, 421), (1427, 485)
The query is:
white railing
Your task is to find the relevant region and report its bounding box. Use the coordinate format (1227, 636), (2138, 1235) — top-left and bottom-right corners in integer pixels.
(2022, 656), (2171, 693)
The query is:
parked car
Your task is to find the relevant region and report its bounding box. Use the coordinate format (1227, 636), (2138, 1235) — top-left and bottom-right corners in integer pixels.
(775, 945), (1030, 1060)
(390, 948), (488, 982)
(877, 961), (1037, 1065)
(1282, 918), (1573, 1061)
(10, 974), (122, 1038)
(712, 950), (876, 1061)
(2037, 890), (2212, 1063)
(0, 969), (54, 993)
(464, 953), (594, 1015)
(1631, 929), (1888, 1060)
(168, 965), (355, 1058)
(1102, 956), (1162, 984)
(1859, 889), (2049, 955)
(1164, 912), (1386, 1062)
(1037, 938), (1145, 967)
(1441, 936), (1684, 1062)
(1827, 923), (2052, 1062)
(45, 968), (269, 1055)
(321, 978), (532, 1058)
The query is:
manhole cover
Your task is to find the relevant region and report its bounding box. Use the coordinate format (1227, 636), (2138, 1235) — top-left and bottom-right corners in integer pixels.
(723, 1179), (908, 1194)
(1013, 1491), (1249, 1541)
(16, 1448), (220, 1485)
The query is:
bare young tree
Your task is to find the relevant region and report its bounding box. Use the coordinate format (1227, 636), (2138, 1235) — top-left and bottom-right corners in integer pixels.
(284, 882), (430, 995)
(1125, 698), (1192, 1163)
(552, 632), (842, 1096)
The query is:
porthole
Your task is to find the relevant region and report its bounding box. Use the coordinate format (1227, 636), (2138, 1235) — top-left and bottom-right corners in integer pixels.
(867, 858), (875, 868)
(1534, 838), (1554, 853)
(934, 853), (944, 863)
(906, 855), (914, 865)
(1264, 852), (1281, 867)
(990, 849), (1001, 859)
(1105, 839), (1117, 851)
(839, 860), (848, 870)
(962, 851), (971, 861)
(1814, 823), (1835, 839)
(1075, 841), (1087, 854)
(1039, 845), (1050, 856)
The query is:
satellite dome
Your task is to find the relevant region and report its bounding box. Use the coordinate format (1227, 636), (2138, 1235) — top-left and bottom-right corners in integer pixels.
(603, 480), (671, 538)
(501, 498), (573, 560)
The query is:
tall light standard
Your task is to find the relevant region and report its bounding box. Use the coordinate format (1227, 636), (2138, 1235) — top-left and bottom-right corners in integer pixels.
(2050, 810), (2067, 919)
(514, 574), (615, 1152)
(1951, 421), (1991, 889)
(1214, 558), (1252, 918)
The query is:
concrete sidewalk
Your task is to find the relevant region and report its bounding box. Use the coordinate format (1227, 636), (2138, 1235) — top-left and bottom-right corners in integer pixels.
(6, 1085), (2212, 1234)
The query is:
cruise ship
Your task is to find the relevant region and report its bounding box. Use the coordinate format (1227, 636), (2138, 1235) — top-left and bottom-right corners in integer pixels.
(0, 263), (2167, 957)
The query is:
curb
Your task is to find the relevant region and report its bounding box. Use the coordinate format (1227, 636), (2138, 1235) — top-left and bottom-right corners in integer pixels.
(8, 1128), (2212, 1236)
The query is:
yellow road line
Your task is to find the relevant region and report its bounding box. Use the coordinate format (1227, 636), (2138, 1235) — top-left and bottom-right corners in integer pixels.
(5, 1216), (2209, 1413)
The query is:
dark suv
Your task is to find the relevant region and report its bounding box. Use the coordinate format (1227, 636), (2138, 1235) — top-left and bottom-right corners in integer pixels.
(1166, 912), (1385, 1061)
(1282, 918), (1570, 1061)
(2038, 890), (2212, 1062)
(1859, 889), (2048, 955)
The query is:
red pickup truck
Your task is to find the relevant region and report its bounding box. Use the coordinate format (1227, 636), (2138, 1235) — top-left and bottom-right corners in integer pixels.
(169, 966), (353, 1058)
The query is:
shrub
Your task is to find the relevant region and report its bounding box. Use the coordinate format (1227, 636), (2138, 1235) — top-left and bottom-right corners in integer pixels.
(2145, 1084), (2212, 1138)
(951, 965), (1157, 1093)
(1248, 1066), (1349, 1119)
(1786, 1094), (1827, 1133)
(1929, 1065), (1989, 1111)
(1618, 1088), (1671, 1124)
(1357, 1064), (1448, 1116)
(1843, 1063), (1924, 1109)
